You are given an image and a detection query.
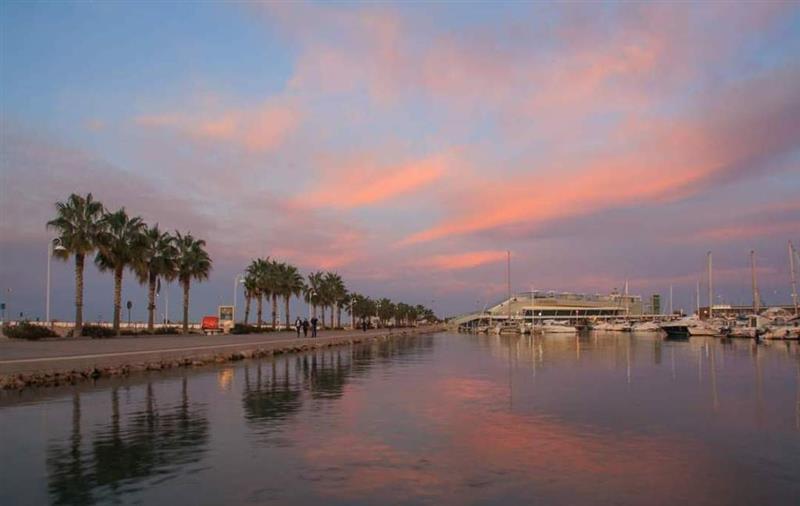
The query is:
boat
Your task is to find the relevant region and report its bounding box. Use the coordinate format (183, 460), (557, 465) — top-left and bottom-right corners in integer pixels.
(660, 319), (692, 338)
(631, 321), (660, 332)
(541, 320), (577, 334)
(592, 320), (631, 331)
(660, 317), (720, 338)
(761, 317), (800, 340)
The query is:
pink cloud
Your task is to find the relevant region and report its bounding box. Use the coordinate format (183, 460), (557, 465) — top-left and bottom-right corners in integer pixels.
(135, 96), (301, 152)
(301, 152), (451, 209)
(412, 250), (508, 271)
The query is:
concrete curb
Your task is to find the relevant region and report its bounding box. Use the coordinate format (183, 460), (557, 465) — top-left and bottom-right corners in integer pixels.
(0, 326), (444, 390)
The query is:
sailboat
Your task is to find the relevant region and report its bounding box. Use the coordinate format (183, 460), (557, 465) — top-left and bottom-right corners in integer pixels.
(631, 321), (660, 332)
(541, 320), (578, 334)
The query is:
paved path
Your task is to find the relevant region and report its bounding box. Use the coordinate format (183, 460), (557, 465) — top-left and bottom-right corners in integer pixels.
(0, 327), (436, 376)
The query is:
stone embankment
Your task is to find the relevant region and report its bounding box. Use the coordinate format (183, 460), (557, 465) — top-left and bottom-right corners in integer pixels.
(0, 326), (443, 390)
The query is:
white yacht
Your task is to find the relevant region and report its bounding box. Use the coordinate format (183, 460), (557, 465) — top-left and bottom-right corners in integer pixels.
(660, 317), (720, 338)
(631, 321), (660, 332)
(541, 320), (578, 334)
(592, 320), (631, 331)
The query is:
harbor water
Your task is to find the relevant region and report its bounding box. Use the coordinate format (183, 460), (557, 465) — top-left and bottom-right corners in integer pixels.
(1, 332), (799, 505)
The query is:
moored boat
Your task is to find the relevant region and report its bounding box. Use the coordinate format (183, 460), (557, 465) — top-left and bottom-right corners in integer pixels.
(541, 320), (578, 334)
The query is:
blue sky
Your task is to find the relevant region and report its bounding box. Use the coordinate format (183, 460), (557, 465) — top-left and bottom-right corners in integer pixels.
(1, 1), (799, 322)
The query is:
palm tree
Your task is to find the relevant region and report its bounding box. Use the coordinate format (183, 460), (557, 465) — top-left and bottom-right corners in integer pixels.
(305, 271), (324, 320)
(348, 292), (360, 329)
(276, 262), (305, 329)
(175, 232), (212, 334)
(134, 225), (177, 332)
(377, 298), (394, 327)
(247, 258), (270, 328)
(267, 260), (281, 330)
(95, 208), (146, 335)
(324, 272), (346, 328)
(335, 287), (350, 329)
(47, 193), (105, 336)
(242, 273), (257, 325)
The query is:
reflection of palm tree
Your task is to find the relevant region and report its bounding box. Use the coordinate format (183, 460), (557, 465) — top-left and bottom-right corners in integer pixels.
(47, 392), (94, 506)
(242, 361), (303, 425)
(305, 350), (349, 399)
(47, 379), (209, 505)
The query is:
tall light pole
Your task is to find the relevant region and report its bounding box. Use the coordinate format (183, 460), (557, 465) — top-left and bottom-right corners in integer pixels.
(46, 238), (66, 324)
(308, 290), (316, 319)
(233, 273), (245, 322)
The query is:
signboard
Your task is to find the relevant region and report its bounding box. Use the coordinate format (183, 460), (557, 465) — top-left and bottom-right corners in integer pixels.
(218, 305), (234, 323)
(218, 305), (234, 334)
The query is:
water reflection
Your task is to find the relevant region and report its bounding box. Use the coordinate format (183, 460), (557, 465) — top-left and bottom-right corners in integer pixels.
(1, 333), (798, 506)
(46, 378), (209, 505)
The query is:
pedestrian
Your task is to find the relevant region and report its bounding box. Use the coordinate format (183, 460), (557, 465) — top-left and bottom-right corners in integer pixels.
(311, 316), (318, 337)
(362, 318), (368, 332)
(295, 317), (302, 337)
(302, 318), (309, 337)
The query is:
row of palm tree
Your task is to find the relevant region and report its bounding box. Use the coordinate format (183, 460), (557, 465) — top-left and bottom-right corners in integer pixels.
(241, 258), (437, 330)
(47, 193), (212, 336)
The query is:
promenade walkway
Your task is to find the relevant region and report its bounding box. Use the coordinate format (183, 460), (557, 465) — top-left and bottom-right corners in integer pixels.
(0, 327), (438, 377)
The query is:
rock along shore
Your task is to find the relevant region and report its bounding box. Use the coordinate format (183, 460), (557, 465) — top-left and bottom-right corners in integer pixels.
(0, 326), (444, 390)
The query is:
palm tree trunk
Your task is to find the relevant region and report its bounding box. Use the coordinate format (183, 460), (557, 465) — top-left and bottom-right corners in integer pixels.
(74, 253), (85, 337)
(312, 304), (317, 319)
(271, 293), (278, 329)
(147, 273), (157, 331)
(113, 266), (123, 335)
(257, 295), (263, 328)
(284, 295), (290, 329)
(182, 280), (190, 334)
(351, 309), (355, 329)
(330, 305), (335, 328)
(244, 295), (251, 325)
(336, 306), (342, 328)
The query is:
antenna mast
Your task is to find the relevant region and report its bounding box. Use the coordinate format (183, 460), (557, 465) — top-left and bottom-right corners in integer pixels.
(790, 241), (799, 315)
(707, 251), (713, 320)
(750, 250), (760, 314)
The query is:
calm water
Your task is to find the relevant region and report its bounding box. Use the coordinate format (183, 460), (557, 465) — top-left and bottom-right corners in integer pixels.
(1, 332), (799, 505)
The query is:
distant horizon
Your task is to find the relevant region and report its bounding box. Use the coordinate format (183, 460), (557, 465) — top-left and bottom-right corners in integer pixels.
(2, 1), (799, 320)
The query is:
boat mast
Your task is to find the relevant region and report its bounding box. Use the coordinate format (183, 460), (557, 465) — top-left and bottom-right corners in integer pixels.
(507, 250), (511, 323)
(750, 250), (760, 315)
(669, 284), (673, 315)
(790, 240), (799, 315)
(707, 251), (713, 320)
(696, 280), (700, 316)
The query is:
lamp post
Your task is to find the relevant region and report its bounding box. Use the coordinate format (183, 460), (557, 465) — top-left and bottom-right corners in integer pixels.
(233, 273), (245, 322)
(46, 238), (66, 324)
(308, 290), (316, 319)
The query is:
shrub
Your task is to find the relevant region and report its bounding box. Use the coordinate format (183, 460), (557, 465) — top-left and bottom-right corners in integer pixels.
(231, 324), (258, 334)
(2, 322), (59, 340)
(81, 325), (116, 339)
(153, 326), (180, 335)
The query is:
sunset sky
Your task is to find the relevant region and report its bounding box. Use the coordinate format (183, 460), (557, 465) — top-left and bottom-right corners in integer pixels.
(1, 1), (799, 321)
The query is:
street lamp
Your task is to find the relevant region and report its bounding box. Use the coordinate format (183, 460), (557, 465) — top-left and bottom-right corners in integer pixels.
(46, 238), (66, 324)
(308, 290), (316, 319)
(233, 273), (245, 322)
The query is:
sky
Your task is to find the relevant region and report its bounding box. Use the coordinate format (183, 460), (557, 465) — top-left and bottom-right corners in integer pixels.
(1, 0), (799, 322)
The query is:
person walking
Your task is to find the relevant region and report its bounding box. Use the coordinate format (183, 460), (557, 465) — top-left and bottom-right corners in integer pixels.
(302, 318), (309, 337)
(311, 316), (318, 337)
(295, 317), (302, 337)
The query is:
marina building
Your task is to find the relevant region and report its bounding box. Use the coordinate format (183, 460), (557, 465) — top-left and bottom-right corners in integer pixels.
(452, 290), (644, 329)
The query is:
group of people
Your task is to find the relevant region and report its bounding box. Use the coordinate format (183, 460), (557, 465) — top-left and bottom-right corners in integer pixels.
(293, 316), (371, 337)
(294, 316), (319, 338)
